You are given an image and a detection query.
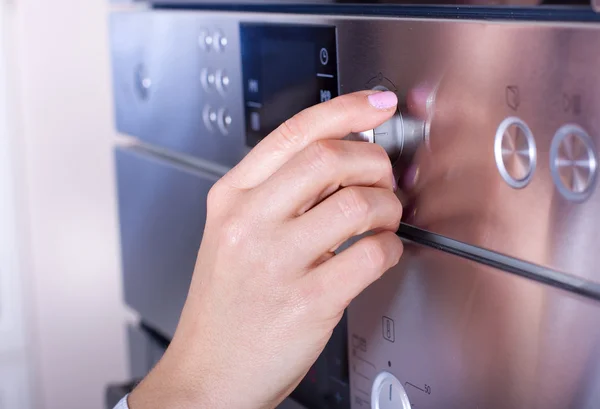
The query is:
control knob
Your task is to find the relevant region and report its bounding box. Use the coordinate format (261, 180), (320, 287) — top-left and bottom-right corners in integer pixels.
(345, 87), (426, 165)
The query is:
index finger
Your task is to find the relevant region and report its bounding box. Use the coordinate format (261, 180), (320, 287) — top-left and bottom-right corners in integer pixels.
(223, 90), (398, 190)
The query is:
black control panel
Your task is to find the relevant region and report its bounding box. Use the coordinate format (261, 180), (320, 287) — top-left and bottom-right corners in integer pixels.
(240, 23), (339, 147)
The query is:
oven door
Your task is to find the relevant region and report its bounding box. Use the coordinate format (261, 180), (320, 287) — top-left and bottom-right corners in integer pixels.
(115, 146), (219, 338)
(348, 239), (600, 409)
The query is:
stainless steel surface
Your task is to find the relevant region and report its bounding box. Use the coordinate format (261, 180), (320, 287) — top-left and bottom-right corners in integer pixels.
(494, 117), (536, 188)
(550, 123), (598, 201)
(348, 244), (600, 409)
(109, 12), (249, 169)
(111, 10), (600, 281)
(110, 9), (600, 409)
(115, 146), (219, 337)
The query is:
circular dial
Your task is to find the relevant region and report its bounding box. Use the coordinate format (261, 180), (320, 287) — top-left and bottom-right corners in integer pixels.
(550, 124), (598, 202)
(494, 117), (537, 189)
(345, 86), (425, 164)
(371, 372), (412, 409)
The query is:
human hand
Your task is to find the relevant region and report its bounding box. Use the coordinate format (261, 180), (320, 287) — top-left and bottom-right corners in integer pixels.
(128, 90), (404, 409)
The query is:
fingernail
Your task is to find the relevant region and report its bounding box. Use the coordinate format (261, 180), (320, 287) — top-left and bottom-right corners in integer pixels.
(411, 85), (433, 109)
(392, 176), (398, 192)
(368, 91), (398, 110)
(402, 165), (420, 190)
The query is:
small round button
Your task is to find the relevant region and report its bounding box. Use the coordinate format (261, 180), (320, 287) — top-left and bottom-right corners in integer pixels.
(216, 70), (230, 94)
(371, 372), (411, 409)
(550, 124), (598, 202)
(134, 64), (151, 100)
(212, 31), (226, 52)
(494, 117), (537, 189)
(199, 30), (213, 51)
(218, 108), (232, 134)
(203, 105), (218, 131)
(201, 68), (216, 92)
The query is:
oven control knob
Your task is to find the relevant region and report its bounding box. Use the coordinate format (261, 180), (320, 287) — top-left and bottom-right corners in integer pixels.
(345, 87), (426, 164)
(371, 372), (412, 409)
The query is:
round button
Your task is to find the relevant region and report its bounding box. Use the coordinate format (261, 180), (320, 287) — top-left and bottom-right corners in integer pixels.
(218, 108), (232, 134)
(201, 68), (216, 92)
(550, 124), (598, 202)
(371, 372), (411, 409)
(216, 69), (230, 94)
(494, 117), (537, 189)
(199, 30), (214, 51)
(203, 105), (218, 131)
(212, 31), (226, 52)
(134, 64), (151, 100)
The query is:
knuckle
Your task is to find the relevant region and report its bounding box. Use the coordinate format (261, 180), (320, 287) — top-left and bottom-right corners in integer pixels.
(278, 114), (309, 149)
(218, 214), (247, 248)
(337, 187), (370, 222)
(330, 94), (353, 121)
(207, 181), (226, 210)
(360, 238), (388, 270)
(307, 139), (339, 172)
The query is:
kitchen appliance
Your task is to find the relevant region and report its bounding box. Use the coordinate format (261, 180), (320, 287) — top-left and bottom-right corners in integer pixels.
(108, 2), (600, 408)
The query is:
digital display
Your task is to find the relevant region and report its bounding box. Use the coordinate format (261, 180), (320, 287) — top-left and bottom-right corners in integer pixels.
(240, 23), (338, 147)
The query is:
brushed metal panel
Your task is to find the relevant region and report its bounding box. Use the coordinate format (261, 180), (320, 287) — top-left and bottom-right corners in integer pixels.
(109, 12), (248, 168)
(348, 244), (600, 408)
(109, 10), (600, 409)
(115, 146), (219, 337)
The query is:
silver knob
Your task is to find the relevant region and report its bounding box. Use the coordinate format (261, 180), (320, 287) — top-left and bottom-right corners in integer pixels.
(346, 110), (426, 164)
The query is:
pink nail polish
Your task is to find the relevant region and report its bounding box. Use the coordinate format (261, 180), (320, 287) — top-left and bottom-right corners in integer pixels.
(411, 85), (434, 112)
(392, 176), (398, 192)
(403, 165), (420, 190)
(368, 91), (398, 110)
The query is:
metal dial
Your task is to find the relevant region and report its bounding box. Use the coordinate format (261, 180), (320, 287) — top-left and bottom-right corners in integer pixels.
(494, 117), (537, 189)
(550, 124), (598, 202)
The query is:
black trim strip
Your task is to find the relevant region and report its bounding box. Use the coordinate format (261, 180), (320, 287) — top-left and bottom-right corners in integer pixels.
(151, 3), (600, 23)
(397, 223), (600, 303)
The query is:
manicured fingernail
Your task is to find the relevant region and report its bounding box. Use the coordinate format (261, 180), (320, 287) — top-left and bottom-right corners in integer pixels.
(368, 91), (398, 110)
(392, 176), (398, 192)
(403, 165), (420, 190)
(411, 85), (433, 109)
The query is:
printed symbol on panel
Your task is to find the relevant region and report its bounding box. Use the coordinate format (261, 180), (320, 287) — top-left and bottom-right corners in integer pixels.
(352, 334), (367, 352)
(320, 89), (332, 102)
(505, 85), (520, 111)
(250, 112), (261, 132)
(563, 93), (582, 115)
(320, 48), (329, 65)
(405, 381), (432, 395)
(248, 79), (259, 93)
(365, 72), (398, 92)
(382, 316), (395, 343)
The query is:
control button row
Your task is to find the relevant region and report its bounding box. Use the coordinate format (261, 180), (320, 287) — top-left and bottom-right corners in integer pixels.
(201, 68), (230, 95)
(494, 118), (598, 202)
(203, 105), (232, 135)
(199, 29), (228, 52)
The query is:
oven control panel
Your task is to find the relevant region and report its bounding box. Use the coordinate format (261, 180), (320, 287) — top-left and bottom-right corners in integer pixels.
(110, 9), (600, 409)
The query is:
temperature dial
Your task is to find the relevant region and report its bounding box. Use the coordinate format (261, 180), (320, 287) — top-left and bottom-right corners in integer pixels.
(371, 372), (412, 409)
(346, 86), (426, 165)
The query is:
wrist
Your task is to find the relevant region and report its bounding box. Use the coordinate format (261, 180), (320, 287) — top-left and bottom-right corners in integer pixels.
(128, 339), (214, 409)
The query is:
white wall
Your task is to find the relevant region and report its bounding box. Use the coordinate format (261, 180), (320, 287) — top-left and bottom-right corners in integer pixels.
(5, 0), (131, 408)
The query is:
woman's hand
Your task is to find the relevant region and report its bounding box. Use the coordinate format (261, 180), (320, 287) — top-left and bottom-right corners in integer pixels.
(128, 90), (404, 409)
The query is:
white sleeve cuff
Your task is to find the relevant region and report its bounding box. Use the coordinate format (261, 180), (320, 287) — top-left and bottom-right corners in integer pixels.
(114, 394), (130, 409)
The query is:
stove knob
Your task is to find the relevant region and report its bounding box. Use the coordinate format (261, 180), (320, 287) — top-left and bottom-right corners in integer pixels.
(346, 87), (426, 164)
(371, 372), (412, 409)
